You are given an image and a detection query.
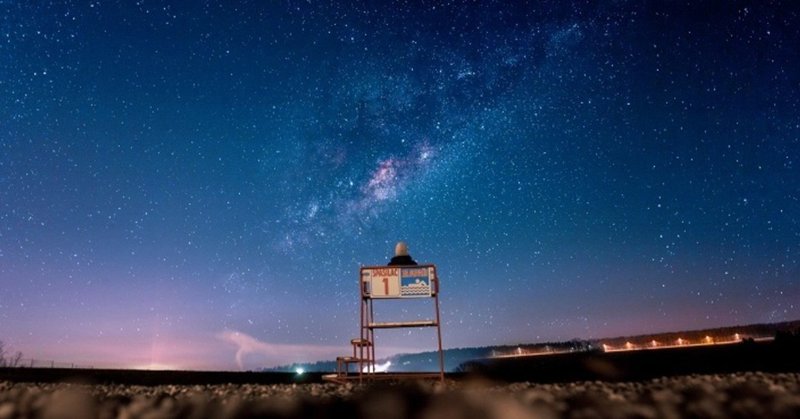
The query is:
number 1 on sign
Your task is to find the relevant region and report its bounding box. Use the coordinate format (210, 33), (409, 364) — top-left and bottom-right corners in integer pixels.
(367, 269), (399, 297)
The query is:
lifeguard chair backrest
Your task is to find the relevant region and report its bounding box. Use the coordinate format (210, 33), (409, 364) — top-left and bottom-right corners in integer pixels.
(361, 264), (437, 299)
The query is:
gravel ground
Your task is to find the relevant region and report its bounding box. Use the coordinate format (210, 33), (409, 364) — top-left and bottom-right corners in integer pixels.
(1, 371), (799, 419)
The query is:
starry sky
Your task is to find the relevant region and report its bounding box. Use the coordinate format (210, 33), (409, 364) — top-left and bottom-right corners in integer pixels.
(1, 1), (798, 371)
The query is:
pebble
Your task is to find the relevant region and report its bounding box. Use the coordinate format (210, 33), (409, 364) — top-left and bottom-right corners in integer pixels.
(0, 372), (798, 418)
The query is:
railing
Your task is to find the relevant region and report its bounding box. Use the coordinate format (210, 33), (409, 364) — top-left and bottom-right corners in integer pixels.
(3, 358), (93, 369)
(490, 346), (578, 358)
(601, 334), (773, 352)
(490, 333), (774, 358)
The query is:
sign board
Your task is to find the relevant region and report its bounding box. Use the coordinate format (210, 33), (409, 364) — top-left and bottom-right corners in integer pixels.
(363, 267), (401, 298)
(362, 266), (434, 298)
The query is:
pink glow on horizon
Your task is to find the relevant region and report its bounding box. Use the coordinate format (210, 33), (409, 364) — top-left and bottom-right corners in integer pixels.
(12, 331), (421, 371)
(15, 334), (230, 370)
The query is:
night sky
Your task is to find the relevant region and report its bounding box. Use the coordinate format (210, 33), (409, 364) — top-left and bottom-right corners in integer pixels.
(1, 1), (799, 371)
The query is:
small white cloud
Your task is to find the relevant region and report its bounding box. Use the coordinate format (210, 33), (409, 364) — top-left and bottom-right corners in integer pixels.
(217, 330), (341, 369)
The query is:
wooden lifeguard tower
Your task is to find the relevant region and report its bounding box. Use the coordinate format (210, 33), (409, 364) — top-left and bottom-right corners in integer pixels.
(325, 262), (445, 383)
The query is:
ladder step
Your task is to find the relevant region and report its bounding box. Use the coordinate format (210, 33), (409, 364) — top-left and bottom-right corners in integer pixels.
(350, 338), (372, 346)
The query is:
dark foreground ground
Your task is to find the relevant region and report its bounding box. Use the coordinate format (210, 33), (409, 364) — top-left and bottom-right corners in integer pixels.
(1, 372), (800, 418)
(2, 339), (799, 418)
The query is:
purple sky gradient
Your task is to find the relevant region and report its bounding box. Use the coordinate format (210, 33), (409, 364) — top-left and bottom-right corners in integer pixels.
(1, 1), (798, 370)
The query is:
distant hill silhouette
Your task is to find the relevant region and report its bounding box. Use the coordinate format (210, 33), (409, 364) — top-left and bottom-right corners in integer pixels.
(264, 320), (800, 373)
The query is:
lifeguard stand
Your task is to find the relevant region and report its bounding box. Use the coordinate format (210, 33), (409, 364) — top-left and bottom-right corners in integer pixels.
(358, 264), (445, 382)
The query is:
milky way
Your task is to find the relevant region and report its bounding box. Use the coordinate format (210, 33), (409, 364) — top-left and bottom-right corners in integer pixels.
(1, 1), (798, 370)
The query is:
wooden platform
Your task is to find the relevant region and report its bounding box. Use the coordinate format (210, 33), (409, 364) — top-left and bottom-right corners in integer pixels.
(323, 371), (444, 384)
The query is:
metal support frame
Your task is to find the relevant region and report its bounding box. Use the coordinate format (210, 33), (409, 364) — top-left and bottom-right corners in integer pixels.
(359, 264), (445, 383)
(324, 264), (445, 384)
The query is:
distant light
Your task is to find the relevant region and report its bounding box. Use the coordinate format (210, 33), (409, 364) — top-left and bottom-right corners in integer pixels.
(363, 361), (391, 373)
(295, 367), (305, 375)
